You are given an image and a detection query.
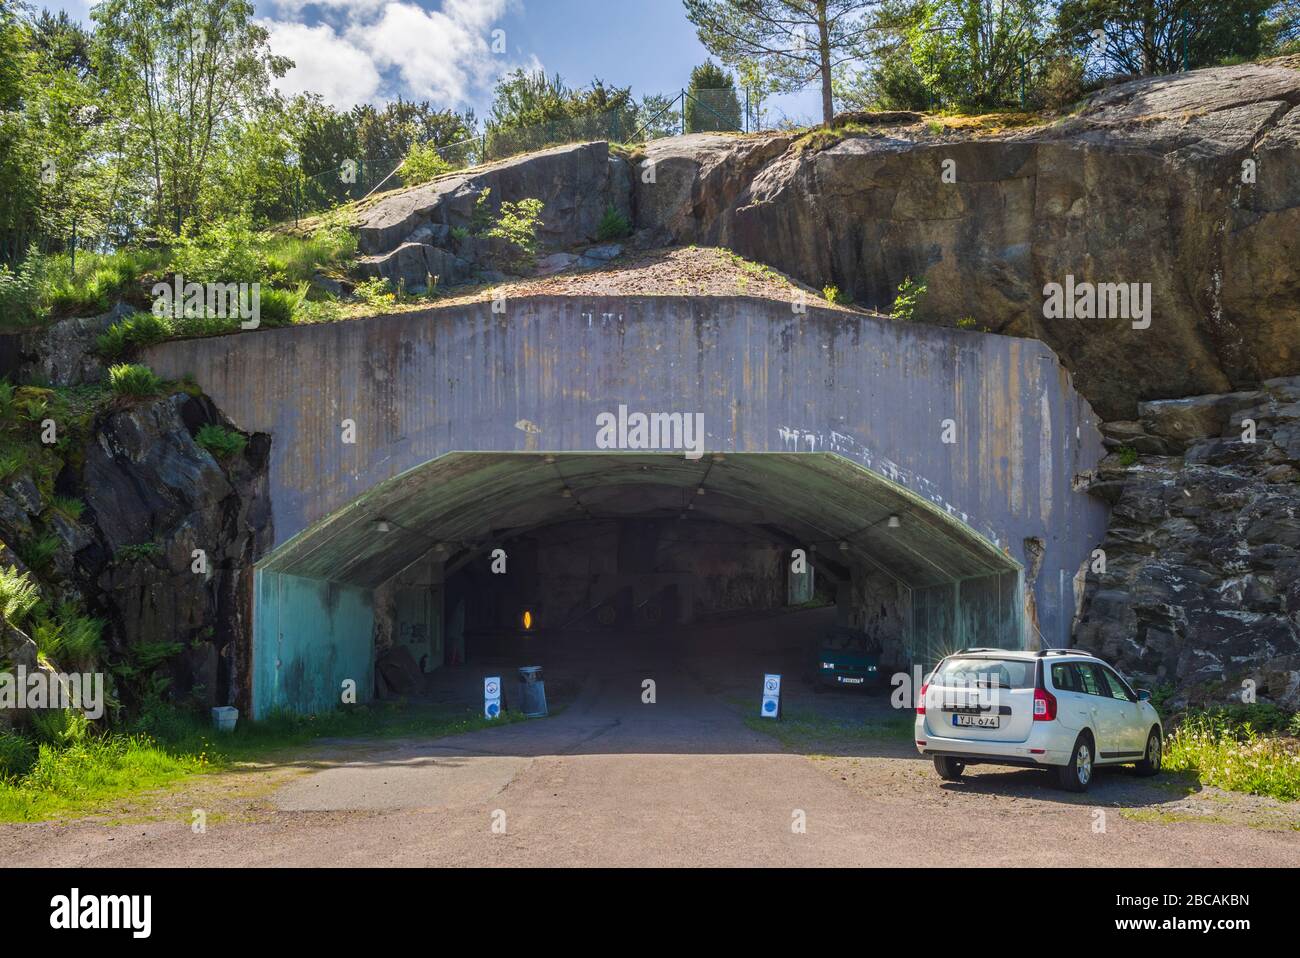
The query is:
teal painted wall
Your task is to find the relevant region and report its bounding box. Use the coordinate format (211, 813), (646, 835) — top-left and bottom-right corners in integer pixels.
(253, 570), (375, 719)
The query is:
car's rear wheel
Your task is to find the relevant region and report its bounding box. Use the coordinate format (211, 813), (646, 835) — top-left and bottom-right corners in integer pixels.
(933, 755), (965, 781)
(1134, 728), (1162, 777)
(1055, 734), (1093, 792)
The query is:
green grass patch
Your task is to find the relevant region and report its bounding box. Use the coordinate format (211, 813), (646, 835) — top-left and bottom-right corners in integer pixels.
(1164, 708), (1300, 802)
(0, 702), (530, 823)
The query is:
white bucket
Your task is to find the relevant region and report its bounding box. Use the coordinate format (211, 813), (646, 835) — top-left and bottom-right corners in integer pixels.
(211, 706), (239, 733)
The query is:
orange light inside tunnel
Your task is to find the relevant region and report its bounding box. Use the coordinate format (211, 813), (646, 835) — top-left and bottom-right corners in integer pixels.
(522, 610), (533, 631)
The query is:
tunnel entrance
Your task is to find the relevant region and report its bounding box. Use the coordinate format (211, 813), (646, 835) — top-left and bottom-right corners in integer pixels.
(252, 452), (1023, 718)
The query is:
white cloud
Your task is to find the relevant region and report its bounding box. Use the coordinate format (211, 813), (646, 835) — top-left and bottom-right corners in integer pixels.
(261, 0), (519, 109)
(263, 21), (382, 109)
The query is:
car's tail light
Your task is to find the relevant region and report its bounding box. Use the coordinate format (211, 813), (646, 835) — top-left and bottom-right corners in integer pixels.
(916, 683), (928, 714)
(1033, 687), (1057, 721)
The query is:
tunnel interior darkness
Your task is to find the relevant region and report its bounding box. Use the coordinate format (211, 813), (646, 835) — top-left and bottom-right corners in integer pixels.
(252, 453), (1023, 718)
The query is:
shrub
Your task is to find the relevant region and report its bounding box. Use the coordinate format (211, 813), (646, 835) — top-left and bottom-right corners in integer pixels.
(95, 311), (173, 359)
(117, 542), (160, 563)
(891, 276), (928, 321)
(30, 709), (90, 748)
(44, 251), (152, 318)
(353, 277), (396, 308)
(0, 247), (48, 328)
(1117, 445), (1139, 467)
(16, 534), (59, 573)
(0, 565), (40, 626)
(399, 142), (456, 187)
(50, 496), (84, 520)
(0, 450), (21, 481)
(0, 731), (36, 781)
(108, 363), (164, 398)
(30, 604), (103, 671)
(195, 424), (247, 459)
(822, 284), (850, 305)
(485, 198), (546, 266)
(166, 218), (269, 285)
(261, 220), (357, 284)
(1037, 56), (1087, 112)
(257, 283), (308, 328)
(596, 204), (631, 241)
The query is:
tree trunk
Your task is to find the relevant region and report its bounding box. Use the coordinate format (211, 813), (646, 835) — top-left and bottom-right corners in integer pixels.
(818, 6), (834, 126)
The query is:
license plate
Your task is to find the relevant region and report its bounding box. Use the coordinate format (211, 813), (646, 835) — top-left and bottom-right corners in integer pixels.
(953, 714), (999, 728)
(838, 677), (864, 685)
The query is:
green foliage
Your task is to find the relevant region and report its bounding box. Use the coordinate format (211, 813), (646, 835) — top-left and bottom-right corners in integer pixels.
(107, 363), (164, 398)
(31, 603), (103, 670)
(95, 311), (172, 359)
(1057, 0), (1275, 77)
(1164, 707), (1300, 801)
(117, 542), (160, 563)
(484, 70), (639, 157)
(685, 60), (743, 133)
(596, 204), (631, 241)
(260, 218), (357, 283)
(0, 565), (40, 626)
(484, 198), (545, 267)
(1117, 445), (1139, 467)
(16, 534), (59, 573)
(293, 297), (344, 324)
(399, 141), (456, 186)
(353, 277), (396, 308)
(822, 284), (850, 305)
(195, 424), (247, 459)
(50, 495), (83, 520)
(165, 218), (270, 286)
(30, 709), (91, 748)
(0, 247), (48, 329)
(890, 276), (928, 321)
(257, 283), (308, 328)
(0, 731), (36, 781)
(44, 250), (157, 318)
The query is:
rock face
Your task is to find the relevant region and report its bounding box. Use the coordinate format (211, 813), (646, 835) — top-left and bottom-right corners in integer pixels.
(82, 394), (272, 711)
(355, 141), (633, 290)
(634, 63), (1300, 420)
(1074, 376), (1300, 707)
(0, 393), (272, 714)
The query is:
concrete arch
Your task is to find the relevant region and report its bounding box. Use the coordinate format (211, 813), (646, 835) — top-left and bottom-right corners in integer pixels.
(145, 295), (1109, 716)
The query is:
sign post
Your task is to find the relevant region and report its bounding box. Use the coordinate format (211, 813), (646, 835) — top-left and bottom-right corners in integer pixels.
(484, 676), (502, 720)
(761, 673), (782, 719)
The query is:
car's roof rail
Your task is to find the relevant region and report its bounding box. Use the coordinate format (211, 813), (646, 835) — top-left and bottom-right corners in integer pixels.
(954, 647), (1003, 654)
(1036, 648), (1096, 658)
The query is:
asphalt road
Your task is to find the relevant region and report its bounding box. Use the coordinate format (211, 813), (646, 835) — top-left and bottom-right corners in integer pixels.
(2, 624), (1297, 867)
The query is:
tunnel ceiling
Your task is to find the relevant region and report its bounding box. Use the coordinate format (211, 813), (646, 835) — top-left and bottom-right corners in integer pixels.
(259, 453), (1020, 590)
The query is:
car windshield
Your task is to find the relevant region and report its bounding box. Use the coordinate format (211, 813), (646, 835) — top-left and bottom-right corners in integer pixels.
(931, 657), (1035, 690)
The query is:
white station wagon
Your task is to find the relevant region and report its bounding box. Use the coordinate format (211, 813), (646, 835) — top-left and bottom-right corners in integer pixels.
(914, 648), (1163, 792)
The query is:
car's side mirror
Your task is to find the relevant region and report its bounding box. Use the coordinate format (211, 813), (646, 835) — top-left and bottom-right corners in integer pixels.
(1136, 689), (1152, 702)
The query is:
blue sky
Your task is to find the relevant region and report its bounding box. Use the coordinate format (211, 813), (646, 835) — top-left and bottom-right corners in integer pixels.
(45, 0), (823, 124)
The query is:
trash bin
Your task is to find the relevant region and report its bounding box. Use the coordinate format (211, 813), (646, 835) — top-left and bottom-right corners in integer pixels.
(517, 666), (548, 718)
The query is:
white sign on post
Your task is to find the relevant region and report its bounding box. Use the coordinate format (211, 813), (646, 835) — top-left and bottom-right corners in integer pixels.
(761, 673), (782, 719)
(484, 676), (502, 719)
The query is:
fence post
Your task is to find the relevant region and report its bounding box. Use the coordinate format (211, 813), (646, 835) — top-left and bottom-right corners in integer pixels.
(681, 90), (686, 135)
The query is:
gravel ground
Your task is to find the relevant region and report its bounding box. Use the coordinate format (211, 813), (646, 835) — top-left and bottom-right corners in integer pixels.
(2, 611), (1296, 867)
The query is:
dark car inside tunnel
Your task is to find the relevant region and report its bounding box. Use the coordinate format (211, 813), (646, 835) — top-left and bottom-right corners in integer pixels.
(252, 452), (1025, 722)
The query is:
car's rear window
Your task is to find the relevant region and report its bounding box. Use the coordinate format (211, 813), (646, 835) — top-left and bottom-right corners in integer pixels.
(932, 657), (1035, 690)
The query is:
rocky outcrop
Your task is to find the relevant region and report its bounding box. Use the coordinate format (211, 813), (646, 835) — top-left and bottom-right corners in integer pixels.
(634, 63), (1300, 420)
(83, 394), (272, 711)
(0, 392), (271, 715)
(354, 141), (633, 290)
(1074, 376), (1300, 707)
